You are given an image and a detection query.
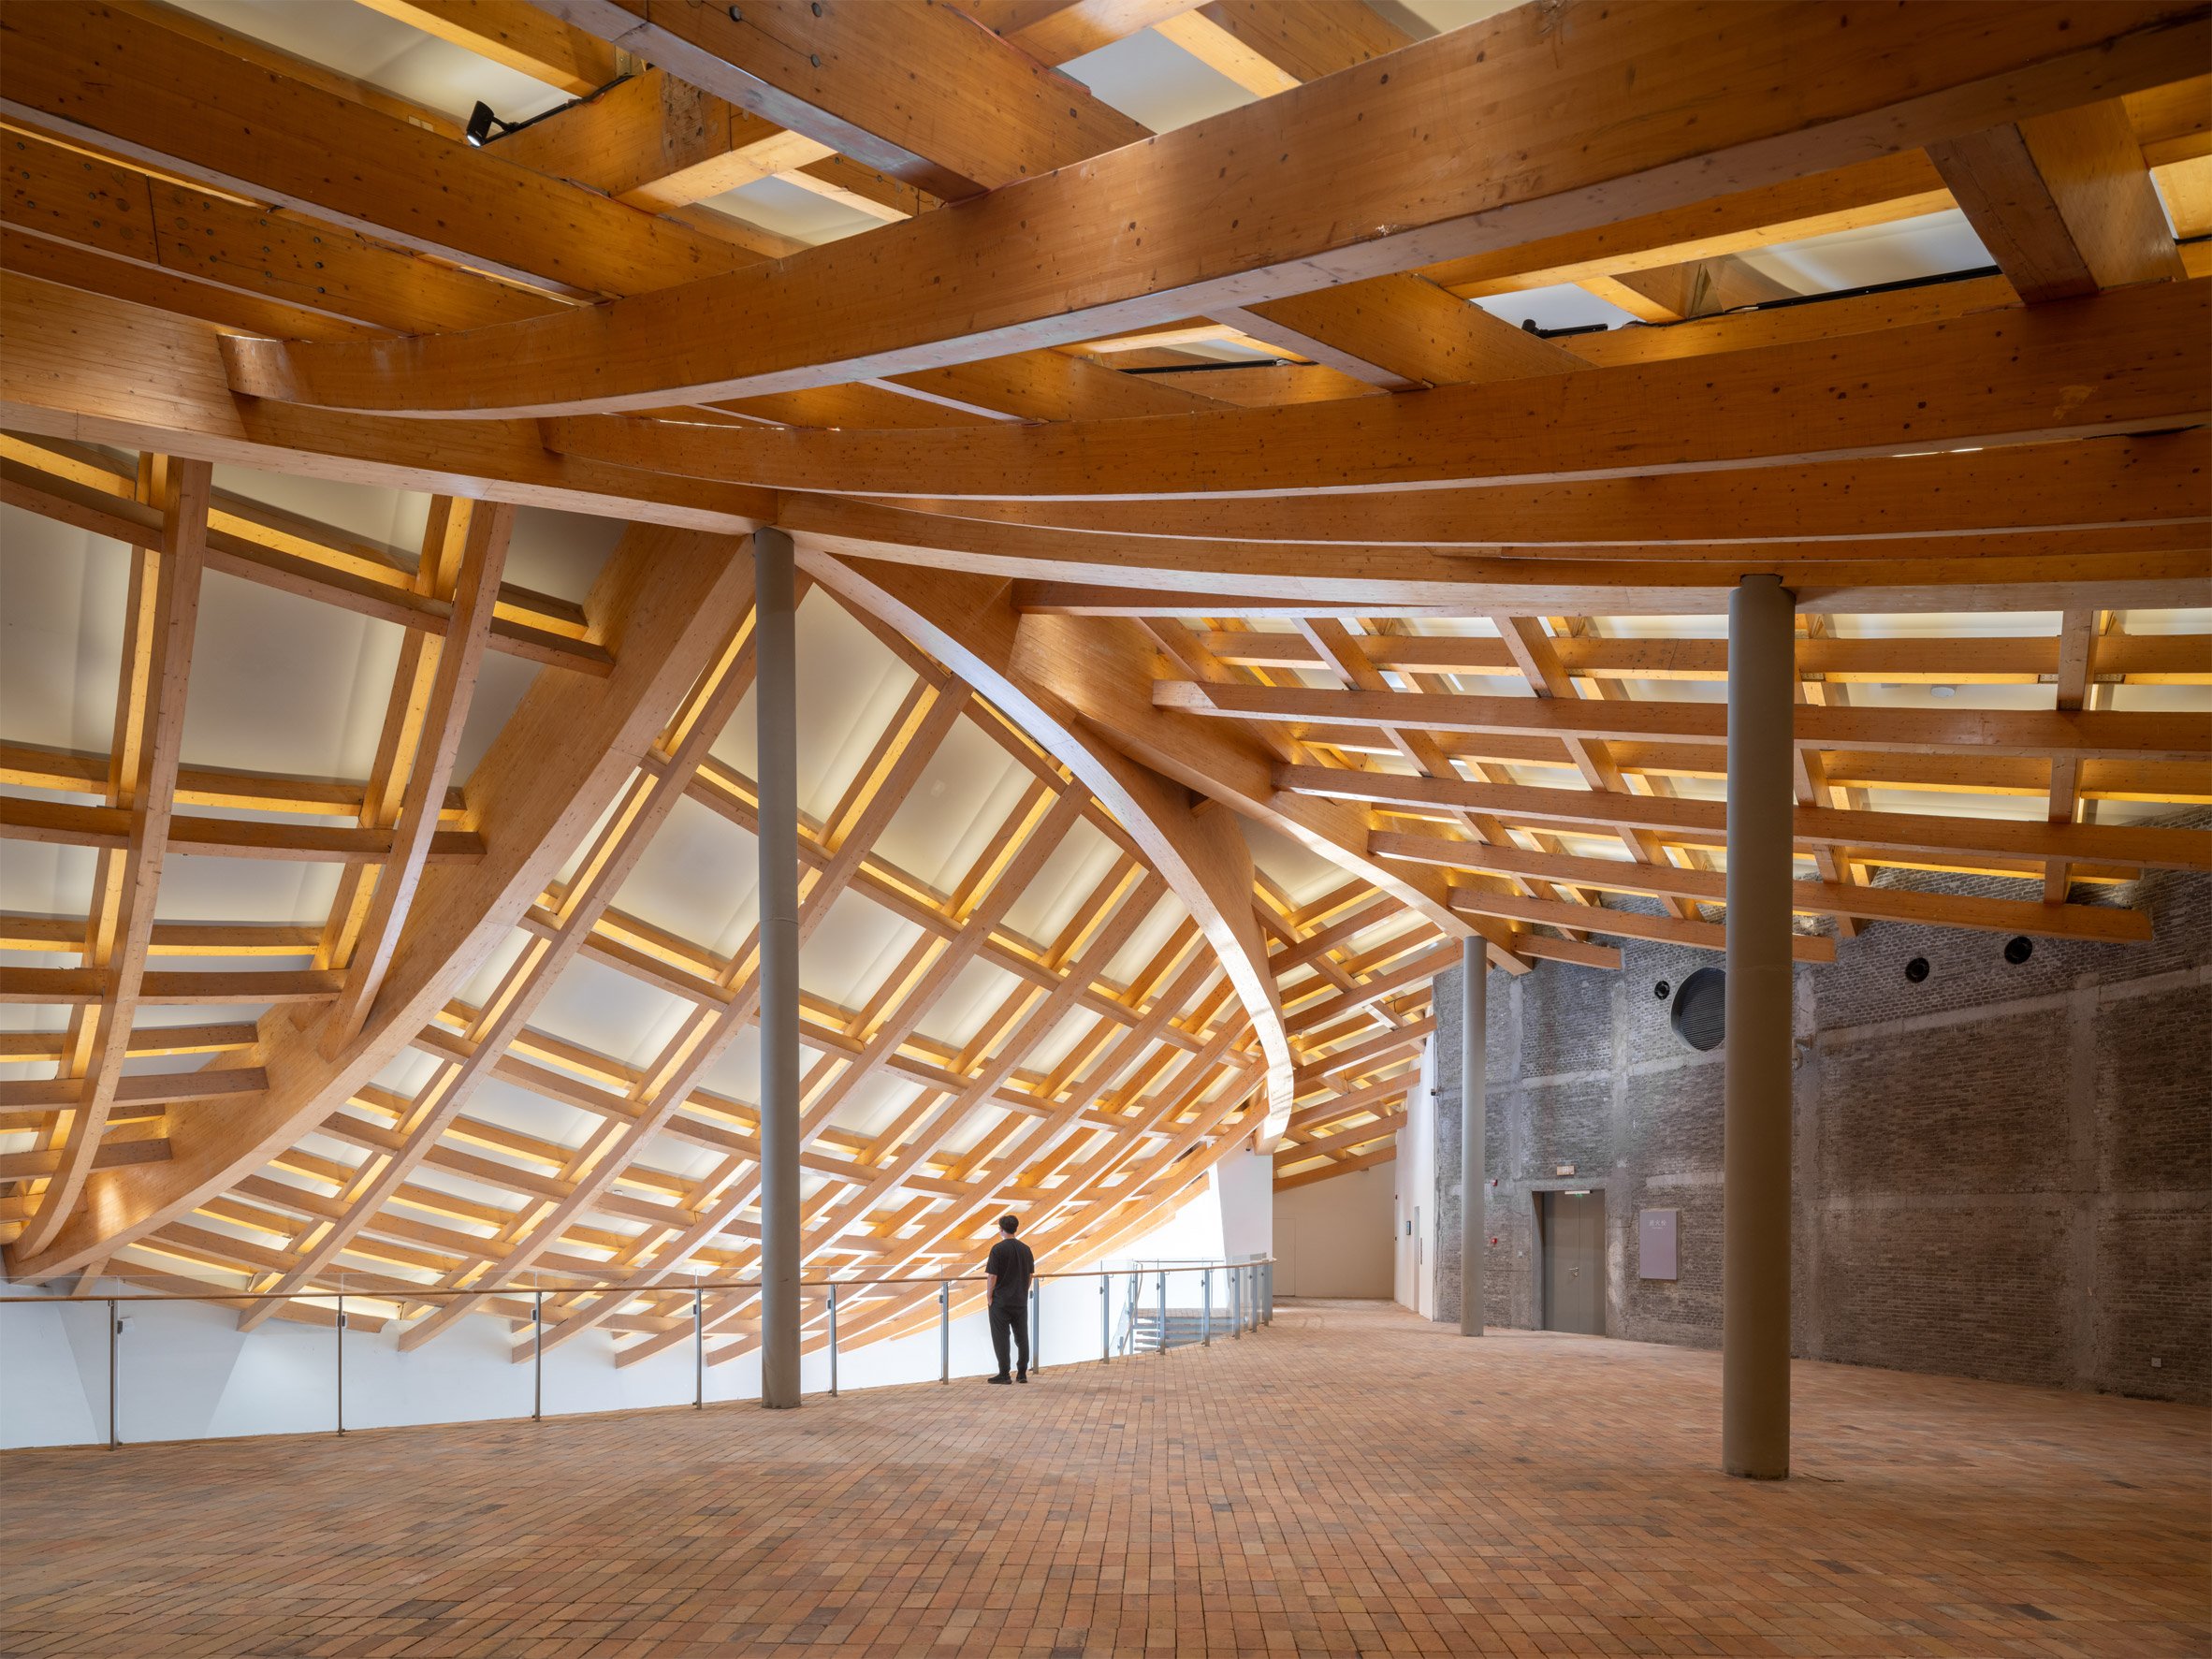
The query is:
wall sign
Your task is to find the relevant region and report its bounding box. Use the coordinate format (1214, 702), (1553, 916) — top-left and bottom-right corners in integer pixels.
(1639, 1208), (1680, 1280)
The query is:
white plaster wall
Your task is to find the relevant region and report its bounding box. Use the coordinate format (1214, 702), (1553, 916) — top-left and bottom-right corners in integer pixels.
(1213, 1149), (1274, 1263)
(1394, 1039), (1438, 1317)
(1274, 1159), (1397, 1299)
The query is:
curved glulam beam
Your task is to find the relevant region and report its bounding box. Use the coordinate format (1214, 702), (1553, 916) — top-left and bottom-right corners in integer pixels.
(779, 495), (2212, 618)
(794, 551), (1298, 1143)
(798, 551), (1535, 987)
(546, 281), (2212, 498)
(220, 3), (2208, 415)
(846, 432), (2212, 547)
(3, 526), (757, 1283)
(0, 277), (767, 532)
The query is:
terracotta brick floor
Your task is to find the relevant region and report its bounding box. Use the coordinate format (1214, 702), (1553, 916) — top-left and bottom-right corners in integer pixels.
(3, 1302), (2206, 1658)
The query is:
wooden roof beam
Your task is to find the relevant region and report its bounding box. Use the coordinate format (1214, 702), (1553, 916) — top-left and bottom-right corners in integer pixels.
(1932, 97), (2188, 302)
(1179, 625), (2212, 687)
(550, 279), (2212, 496)
(322, 504), (515, 1053)
(533, 0), (1144, 200)
(357, 0), (628, 95)
(853, 429), (2212, 548)
(1276, 764), (2212, 874)
(1423, 66), (2211, 307)
(225, 2), (2212, 415)
(1178, 5), (1598, 392)
(1373, 829), (2152, 945)
(12, 457), (206, 1258)
(0, 127), (564, 338)
(0, 279), (773, 532)
(1158, 679), (2212, 763)
(1275, 1142), (1395, 1191)
(0, 2), (756, 298)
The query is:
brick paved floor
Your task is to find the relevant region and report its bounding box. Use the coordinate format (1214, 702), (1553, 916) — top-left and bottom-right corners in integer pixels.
(3, 1302), (2206, 1658)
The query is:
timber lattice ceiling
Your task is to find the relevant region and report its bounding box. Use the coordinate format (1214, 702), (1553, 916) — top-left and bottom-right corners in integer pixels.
(0, 0), (2208, 1344)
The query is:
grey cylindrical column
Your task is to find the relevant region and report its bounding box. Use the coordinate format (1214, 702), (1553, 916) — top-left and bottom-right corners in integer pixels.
(1724, 573), (1795, 1478)
(756, 528), (803, 1409)
(1459, 936), (1486, 1336)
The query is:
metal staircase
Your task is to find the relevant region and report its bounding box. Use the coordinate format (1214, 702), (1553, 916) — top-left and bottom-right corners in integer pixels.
(1110, 1258), (1272, 1353)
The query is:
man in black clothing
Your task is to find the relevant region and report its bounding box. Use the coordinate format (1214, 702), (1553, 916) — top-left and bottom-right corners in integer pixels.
(983, 1214), (1036, 1384)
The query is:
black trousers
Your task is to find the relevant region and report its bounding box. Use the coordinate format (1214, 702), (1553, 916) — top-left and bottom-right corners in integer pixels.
(988, 1299), (1030, 1377)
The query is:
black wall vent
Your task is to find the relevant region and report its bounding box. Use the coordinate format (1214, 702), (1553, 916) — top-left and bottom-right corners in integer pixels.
(2003, 936), (2033, 965)
(1905, 956), (1931, 983)
(1669, 967), (1726, 1052)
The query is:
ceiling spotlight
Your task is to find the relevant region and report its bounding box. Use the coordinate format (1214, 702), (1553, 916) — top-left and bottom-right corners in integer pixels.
(1929, 684), (1957, 699)
(465, 100), (499, 147)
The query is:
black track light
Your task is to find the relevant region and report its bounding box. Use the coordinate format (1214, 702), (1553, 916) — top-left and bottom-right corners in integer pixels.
(465, 100), (499, 148)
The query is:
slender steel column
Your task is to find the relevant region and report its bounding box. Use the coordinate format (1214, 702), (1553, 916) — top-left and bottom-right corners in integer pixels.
(755, 527), (803, 1410)
(335, 1290), (345, 1436)
(1460, 938), (1486, 1336)
(1724, 572), (1796, 1479)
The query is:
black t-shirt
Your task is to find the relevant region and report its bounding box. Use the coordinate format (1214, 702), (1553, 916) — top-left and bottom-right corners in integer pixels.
(985, 1237), (1035, 1305)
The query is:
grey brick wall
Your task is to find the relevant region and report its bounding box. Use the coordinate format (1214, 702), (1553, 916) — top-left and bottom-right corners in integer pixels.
(1430, 848), (2210, 1404)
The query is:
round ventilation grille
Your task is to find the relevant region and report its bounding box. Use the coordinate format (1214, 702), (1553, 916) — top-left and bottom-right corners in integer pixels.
(1905, 956), (1931, 983)
(2003, 935), (2033, 965)
(1669, 967), (1726, 1052)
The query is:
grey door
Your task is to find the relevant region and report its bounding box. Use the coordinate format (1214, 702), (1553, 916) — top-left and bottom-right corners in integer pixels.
(1541, 1190), (1607, 1335)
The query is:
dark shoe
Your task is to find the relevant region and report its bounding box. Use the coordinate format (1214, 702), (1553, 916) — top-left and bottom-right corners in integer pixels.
(1015, 1372), (1028, 1384)
(986, 1374), (1012, 1385)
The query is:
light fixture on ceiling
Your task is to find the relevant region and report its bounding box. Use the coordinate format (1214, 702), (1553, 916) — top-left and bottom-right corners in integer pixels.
(1929, 684), (1957, 698)
(467, 75), (633, 149)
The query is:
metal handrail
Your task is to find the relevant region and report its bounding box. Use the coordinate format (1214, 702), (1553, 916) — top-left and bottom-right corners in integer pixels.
(0, 1260), (1273, 1305)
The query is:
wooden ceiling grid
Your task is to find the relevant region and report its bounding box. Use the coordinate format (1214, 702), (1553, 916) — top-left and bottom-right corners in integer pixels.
(0, 0), (2206, 1288)
(0, 436), (1267, 1351)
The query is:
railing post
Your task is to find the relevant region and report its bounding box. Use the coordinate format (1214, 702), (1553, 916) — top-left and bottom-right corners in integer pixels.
(335, 1288), (345, 1437)
(693, 1284), (705, 1410)
(1156, 1270), (1167, 1355)
(532, 1289), (544, 1422)
(1263, 1259), (1273, 1326)
(1099, 1274), (1109, 1363)
(1202, 1268), (1212, 1346)
(827, 1283), (838, 1398)
(1231, 1265), (1242, 1339)
(1030, 1279), (1041, 1375)
(939, 1280), (950, 1383)
(107, 1297), (118, 1450)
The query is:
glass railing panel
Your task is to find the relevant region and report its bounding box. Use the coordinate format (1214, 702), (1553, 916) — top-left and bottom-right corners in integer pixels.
(0, 1259), (1271, 1445)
